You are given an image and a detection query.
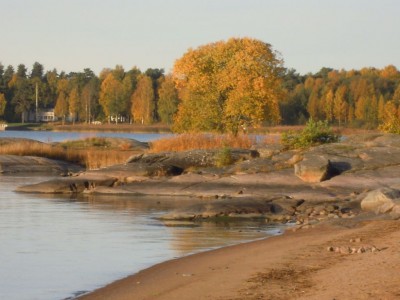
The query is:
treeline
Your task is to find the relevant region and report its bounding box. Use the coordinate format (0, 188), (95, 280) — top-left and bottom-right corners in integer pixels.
(1, 61), (400, 129)
(0, 62), (178, 125)
(280, 65), (400, 128)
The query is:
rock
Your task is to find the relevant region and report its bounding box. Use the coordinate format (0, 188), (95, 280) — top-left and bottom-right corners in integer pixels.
(254, 144), (284, 158)
(357, 247), (366, 254)
(160, 198), (276, 221)
(328, 243), (381, 255)
(325, 204), (339, 213)
(270, 197), (304, 215)
(360, 187), (400, 213)
(389, 205), (400, 219)
(0, 154), (83, 175)
(126, 149), (259, 171)
(349, 238), (362, 243)
(99, 161), (184, 177)
(294, 154), (331, 183)
(15, 176), (117, 194)
(159, 213), (196, 220)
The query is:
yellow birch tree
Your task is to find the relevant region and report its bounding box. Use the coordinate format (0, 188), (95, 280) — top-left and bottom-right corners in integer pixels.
(172, 37), (283, 134)
(131, 75), (154, 124)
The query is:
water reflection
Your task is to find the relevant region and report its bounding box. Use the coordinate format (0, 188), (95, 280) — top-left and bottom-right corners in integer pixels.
(0, 175), (283, 300)
(67, 194), (285, 255)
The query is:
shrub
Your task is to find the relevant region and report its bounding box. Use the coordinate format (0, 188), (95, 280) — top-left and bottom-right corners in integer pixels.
(281, 119), (340, 149)
(378, 116), (400, 134)
(215, 147), (234, 167)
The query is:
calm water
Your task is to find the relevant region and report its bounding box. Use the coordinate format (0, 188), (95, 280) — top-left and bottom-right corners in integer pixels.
(0, 131), (285, 299)
(0, 176), (284, 300)
(0, 130), (171, 143)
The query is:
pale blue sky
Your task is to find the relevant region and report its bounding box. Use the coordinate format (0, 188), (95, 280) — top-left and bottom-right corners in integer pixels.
(1, 0), (399, 75)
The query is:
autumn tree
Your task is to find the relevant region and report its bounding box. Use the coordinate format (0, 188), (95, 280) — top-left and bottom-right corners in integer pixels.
(81, 78), (99, 123)
(307, 89), (321, 120)
(172, 37), (283, 134)
(0, 93), (6, 118)
(99, 73), (125, 123)
(157, 75), (179, 124)
(377, 95), (385, 122)
(131, 75), (155, 124)
(333, 85), (348, 126)
(393, 84), (400, 104)
(322, 89), (334, 122)
(379, 101), (400, 133)
(68, 87), (79, 124)
(54, 78), (69, 124)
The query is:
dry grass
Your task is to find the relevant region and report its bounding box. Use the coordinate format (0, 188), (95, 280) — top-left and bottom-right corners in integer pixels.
(0, 140), (138, 170)
(149, 133), (256, 153)
(83, 149), (137, 170)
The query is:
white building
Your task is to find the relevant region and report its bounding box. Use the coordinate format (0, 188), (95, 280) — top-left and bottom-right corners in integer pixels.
(28, 109), (58, 122)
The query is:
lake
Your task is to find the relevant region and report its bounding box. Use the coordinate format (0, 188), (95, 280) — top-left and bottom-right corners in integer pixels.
(0, 131), (285, 299)
(0, 130), (172, 143)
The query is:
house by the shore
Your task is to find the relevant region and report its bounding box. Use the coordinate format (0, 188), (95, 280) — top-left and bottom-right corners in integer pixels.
(27, 109), (58, 122)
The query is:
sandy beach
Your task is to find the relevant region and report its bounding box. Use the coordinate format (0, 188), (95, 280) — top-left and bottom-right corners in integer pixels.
(79, 217), (400, 300)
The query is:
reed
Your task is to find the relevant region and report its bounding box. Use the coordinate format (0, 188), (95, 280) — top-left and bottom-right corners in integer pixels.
(150, 133), (255, 152)
(0, 140), (137, 170)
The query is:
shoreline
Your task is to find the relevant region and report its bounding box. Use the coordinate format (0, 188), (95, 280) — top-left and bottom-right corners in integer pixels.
(74, 223), (287, 299)
(78, 216), (400, 300)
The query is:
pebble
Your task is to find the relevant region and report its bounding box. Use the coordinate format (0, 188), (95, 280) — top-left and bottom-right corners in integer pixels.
(327, 244), (380, 254)
(349, 238), (362, 243)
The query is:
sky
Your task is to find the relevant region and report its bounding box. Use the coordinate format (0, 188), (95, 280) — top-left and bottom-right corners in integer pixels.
(1, 0), (399, 75)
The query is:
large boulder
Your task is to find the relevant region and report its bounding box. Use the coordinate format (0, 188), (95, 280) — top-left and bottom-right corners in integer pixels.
(360, 188), (400, 213)
(294, 155), (331, 183)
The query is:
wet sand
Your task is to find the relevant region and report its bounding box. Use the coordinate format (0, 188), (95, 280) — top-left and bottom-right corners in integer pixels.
(79, 218), (400, 300)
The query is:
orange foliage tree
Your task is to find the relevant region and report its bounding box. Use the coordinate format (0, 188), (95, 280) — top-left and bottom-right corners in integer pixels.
(131, 75), (155, 125)
(172, 37), (283, 134)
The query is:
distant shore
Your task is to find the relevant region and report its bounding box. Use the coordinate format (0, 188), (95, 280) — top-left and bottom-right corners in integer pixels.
(3, 122), (378, 136)
(4, 123), (172, 133)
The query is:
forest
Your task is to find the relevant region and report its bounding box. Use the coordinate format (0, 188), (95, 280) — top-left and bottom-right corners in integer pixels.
(1, 38), (400, 133)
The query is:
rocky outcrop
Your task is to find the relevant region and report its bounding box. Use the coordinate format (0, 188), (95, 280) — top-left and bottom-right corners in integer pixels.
(0, 155), (82, 175)
(361, 188), (400, 215)
(126, 149), (259, 170)
(11, 133), (400, 221)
